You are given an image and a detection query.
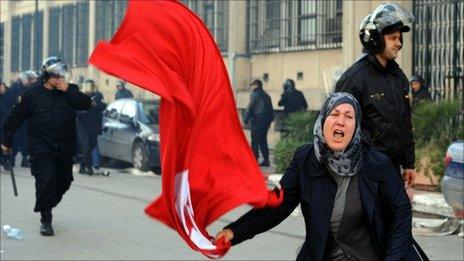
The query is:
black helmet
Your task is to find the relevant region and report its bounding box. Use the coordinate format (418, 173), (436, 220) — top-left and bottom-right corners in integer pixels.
(42, 56), (69, 79)
(283, 79), (295, 91)
(250, 79), (262, 89)
(82, 79), (97, 94)
(359, 3), (414, 54)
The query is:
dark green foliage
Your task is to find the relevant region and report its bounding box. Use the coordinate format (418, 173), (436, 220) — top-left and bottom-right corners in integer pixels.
(274, 111), (317, 172)
(412, 100), (463, 183)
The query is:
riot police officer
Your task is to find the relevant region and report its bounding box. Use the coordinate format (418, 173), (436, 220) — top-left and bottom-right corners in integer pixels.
(77, 79), (107, 175)
(2, 71), (34, 168)
(335, 3), (417, 184)
(1, 57), (91, 236)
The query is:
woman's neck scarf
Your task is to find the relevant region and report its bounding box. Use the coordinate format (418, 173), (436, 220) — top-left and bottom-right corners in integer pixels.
(313, 92), (363, 176)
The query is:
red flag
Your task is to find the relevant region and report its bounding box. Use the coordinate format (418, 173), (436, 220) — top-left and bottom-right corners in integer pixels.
(88, 0), (282, 258)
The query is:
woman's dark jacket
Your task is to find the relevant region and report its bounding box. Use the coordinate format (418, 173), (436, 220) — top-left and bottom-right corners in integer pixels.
(226, 144), (428, 261)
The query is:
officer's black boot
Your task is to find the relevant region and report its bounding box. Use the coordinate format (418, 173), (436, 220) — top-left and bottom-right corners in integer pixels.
(21, 157), (30, 168)
(79, 164), (86, 174)
(259, 159), (270, 167)
(40, 209), (54, 236)
(87, 166), (94, 176)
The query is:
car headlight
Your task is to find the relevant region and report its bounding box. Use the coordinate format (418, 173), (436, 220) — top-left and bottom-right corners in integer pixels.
(147, 133), (160, 142)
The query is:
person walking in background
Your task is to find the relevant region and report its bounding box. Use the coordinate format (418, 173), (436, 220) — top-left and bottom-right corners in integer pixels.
(77, 79), (107, 175)
(410, 74), (431, 107)
(2, 57), (91, 236)
(244, 79), (274, 167)
(114, 80), (133, 100)
(335, 3), (417, 185)
(278, 79), (308, 134)
(91, 86), (105, 170)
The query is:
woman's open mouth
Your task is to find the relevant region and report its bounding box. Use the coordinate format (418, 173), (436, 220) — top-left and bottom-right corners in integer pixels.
(333, 130), (345, 139)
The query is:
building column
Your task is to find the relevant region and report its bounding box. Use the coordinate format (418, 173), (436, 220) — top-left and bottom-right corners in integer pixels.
(42, 1), (49, 59)
(228, 0), (250, 107)
(87, 0), (97, 80)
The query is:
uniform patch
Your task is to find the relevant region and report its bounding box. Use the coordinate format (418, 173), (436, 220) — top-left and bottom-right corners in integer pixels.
(17, 95), (22, 104)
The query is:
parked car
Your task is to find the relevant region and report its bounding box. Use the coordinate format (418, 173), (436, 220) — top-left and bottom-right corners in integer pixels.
(98, 98), (161, 172)
(441, 140), (464, 220)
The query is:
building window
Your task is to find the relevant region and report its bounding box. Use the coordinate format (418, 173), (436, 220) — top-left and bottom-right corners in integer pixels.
(21, 14), (32, 71)
(11, 17), (21, 72)
(10, 12), (44, 73)
(0, 23), (4, 80)
(34, 11), (44, 70)
(181, 0), (229, 53)
(247, 0), (342, 54)
(49, 2), (89, 67)
(75, 2), (89, 67)
(95, 0), (128, 42)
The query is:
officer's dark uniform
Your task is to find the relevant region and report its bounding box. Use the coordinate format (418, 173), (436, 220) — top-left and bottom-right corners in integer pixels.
(2, 80), (30, 167)
(76, 92), (106, 174)
(335, 54), (415, 172)
(244, 85), (274, 165)
(2, 81), (90, 220)
(278, 88), (308, 117)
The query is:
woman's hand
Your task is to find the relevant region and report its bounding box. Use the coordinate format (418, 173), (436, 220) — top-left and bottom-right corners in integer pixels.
(214, 229), (234, 243)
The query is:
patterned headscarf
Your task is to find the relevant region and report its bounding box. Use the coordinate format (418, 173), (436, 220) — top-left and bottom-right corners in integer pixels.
(313, 92), (363, 176)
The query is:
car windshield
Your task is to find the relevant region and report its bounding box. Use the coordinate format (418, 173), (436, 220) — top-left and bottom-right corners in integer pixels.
(139, 101), (159, 125)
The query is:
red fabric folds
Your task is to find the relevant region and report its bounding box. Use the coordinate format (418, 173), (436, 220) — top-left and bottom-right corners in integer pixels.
(88, 0), (283, 258)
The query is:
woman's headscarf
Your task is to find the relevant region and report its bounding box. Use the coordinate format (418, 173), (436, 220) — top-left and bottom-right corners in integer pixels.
(313, 92), (363, 176)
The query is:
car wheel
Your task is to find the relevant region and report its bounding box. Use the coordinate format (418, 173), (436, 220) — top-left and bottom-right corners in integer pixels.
(132, 142), (150, 171)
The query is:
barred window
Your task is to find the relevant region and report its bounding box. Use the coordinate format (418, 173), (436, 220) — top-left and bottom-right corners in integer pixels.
(33, 11), (44, 70)
(48, 7), (60, 58)
(61, 5), (74, 65)
(248, 0), (342, 54)
(181, 0), (229, 53)
(49, 2), (89, 67)
(95, 0), (127, 42)
(11, 16), (21, 72)
(75, 2), (89, 67)
(21, 14), (32, 71)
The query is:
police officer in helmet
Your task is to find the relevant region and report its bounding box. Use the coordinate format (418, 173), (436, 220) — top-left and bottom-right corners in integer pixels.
(2, 57), (91, 236)
(336, 3), (417, 184)
(77, 79), (107, 175)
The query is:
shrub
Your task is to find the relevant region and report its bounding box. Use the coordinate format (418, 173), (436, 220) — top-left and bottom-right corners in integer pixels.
(274, 111), (317, 172)
(412, 100), (463, 182)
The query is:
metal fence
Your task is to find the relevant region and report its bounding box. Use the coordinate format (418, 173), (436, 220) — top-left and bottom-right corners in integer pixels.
(413, 0), (464, 102)
(247, 0), (342, 54)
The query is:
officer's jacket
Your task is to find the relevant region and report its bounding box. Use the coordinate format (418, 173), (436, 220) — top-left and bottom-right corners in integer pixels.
(335, 54), (415, 169)
(244, 87), (274, 125)
(278, 89), (308, 116)
(76, 92), (107, 133)
(2, 82), (91, 158)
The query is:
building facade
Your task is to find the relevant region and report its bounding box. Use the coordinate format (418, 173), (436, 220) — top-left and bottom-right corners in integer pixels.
(1, 0), (462, 110)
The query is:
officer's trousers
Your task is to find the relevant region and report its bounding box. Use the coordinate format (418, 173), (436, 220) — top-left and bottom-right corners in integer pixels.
(78, 128), (98, 170)
(251, 119), (271, 161)
(30, 154), (73, 212)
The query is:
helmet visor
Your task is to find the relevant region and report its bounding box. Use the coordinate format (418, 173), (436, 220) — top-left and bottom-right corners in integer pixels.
(369, 3), (415, 33)
(47, 62), (69, 78)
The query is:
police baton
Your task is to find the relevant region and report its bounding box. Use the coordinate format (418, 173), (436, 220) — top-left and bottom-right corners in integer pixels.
(5, 154), (19, 197)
